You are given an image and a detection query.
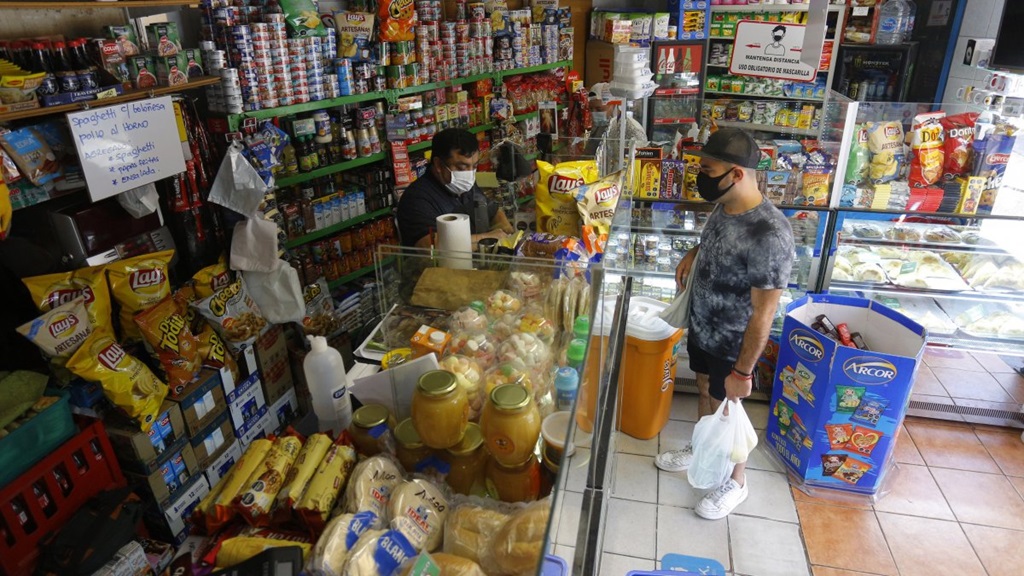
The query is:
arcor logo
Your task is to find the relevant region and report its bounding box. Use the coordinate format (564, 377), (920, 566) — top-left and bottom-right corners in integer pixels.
(843, 357), (898, 385)
(789, 328), (825, 362)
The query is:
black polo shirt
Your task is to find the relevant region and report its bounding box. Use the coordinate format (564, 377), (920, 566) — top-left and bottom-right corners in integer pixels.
(396, 172), (499, 246)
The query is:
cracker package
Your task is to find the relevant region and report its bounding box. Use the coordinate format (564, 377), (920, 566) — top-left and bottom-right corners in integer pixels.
(23, 266), (114, 337)
(631, 147), (662, 199)
(236, 435), (304, 527)
(836, 457), (871, 485)
(378, 0), (415, 41)
(573, 171), (623, 236)
(193, 277), (268, 353)
(535, 160), (599, 236)
(0, 127), (61, 186)
(274, 433), (333, 522)
(134, 296), (201, 396)
(106, 250), (174, 342)
(851, 395), (889, 426)
(972, 124), (1017, 191)
(17, 298), (93, 381)
(334, 11), (376, 62)
(908, 112), (945, 188)
(836, 385), (865, 412)
(66, 331), (168, 430)
(281, 0), (327, 37)
(866, 121), (905, 184)
(939, 112), (978, 181)
(296, 442), (359, 531)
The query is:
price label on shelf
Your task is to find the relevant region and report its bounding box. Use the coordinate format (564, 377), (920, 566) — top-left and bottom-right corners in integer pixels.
(67, 96), (186, 202)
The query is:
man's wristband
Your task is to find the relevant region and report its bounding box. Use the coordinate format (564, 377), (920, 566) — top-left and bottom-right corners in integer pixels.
(731, 366), (753, 380)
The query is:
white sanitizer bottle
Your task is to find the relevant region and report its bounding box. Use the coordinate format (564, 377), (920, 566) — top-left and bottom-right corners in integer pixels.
(303, 335), (353, 435)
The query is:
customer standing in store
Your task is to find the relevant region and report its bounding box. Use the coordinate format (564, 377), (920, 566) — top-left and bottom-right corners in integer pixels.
(396, 128), (515, 248)
(654, 128), (794, 520)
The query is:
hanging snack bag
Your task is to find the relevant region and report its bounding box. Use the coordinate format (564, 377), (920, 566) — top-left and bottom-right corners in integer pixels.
(573, 171), (623, 236)
(23, 265), (114, 337)
(939, 112), (978, 181)
(106, 250), (174, 342)
(866, 121), (905, 184)
(134, 296), (202, 396)
(193, 276), (268, 353)
(302, 278), (341, 337)
(535, 160), (599, 236)
(378, 0), (415, 41)
(193, 261), (232, 300)
(0, 127), (61, 186)
(66, 331), (168, 430)
(280, 0), (327, 37)
(17, 297), (93, 381)
(335, 11), (376, 62)
(908, 112), (945, 188)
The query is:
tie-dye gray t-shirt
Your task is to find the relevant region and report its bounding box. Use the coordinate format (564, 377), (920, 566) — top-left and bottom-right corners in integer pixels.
(689, 199), (794, 361)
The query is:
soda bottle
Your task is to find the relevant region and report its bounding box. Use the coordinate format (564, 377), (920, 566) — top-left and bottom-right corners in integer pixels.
(28, 42), (59, 96)
(32, 482), (57, 518)
(51, 40), (80, 92)
(70, 38), (98, 90)
(903, 0), (917, 41)
(10, 497), (36, 534)
(52, 464), (73, 496)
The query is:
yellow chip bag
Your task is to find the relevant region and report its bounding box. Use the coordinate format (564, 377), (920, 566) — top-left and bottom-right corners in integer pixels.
(106, 250), (174, 342)
(66, 331), (168, 430)
(535, 160), (599, 236)
(192, 261), (232, 300)
(134, 296), (202, 396)
(17, 297), (93, 383)
(23, 265), (114, 337)
(573, 171), (624, 236)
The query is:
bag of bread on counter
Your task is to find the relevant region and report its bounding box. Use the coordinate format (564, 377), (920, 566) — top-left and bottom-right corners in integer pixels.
(306, 511), (378, 576)
(388, 478), (449, 552)
(343, 529), (417, 576)
(66, 331), (168, 431)
(23, 265), (114, 337)
(106, 249), (174, 342)
(399, 553), (486, 576)
(535, 160), (599, 236)
(198, 438), (273, 533)
(193, 276), (268, 353)
(296, 440), (359, 531)
(342, 454), (404, 522)
(17, 297), (93, 381)
(480, 498), (551, 576)
(443, 498), (514, 564)
(134, 296), (201, 396)
(275, 432), (333, 523)
(235, 435), (304, 527)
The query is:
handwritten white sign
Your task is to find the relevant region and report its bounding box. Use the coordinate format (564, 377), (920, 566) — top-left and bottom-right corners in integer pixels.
(729, 21), (818, 83)
(67, 96), (186, 202)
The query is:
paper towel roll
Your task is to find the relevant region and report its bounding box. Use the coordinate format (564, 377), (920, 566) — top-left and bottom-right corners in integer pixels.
(436, 213), (473, 269)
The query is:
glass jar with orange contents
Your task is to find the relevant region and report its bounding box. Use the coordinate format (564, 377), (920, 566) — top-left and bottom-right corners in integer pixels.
(339, 230), (354, 253)
(412, 370), (469, 449)
(442, 423), (486, 495)
(394, 418), (433, 473)
(349, 404), (394, 456)
(485, 454), (541, 502)
(479, 384), (541, 466)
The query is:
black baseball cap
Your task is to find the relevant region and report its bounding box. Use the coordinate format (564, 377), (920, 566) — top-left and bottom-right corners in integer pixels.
(693, 127), (761, 169)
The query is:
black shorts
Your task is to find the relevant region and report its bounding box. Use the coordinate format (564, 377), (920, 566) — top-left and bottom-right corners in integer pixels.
(687, 339), (733, 402)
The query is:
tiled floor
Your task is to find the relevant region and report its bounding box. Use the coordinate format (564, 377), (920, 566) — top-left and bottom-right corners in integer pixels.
(550, 350), (1024, 576)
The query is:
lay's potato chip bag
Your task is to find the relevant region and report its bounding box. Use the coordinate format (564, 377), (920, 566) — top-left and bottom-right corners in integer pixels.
(66, 331), (168, 430)
(106, 250), (174, 342)
(23, 265), (114, 337)
(573, 171), (623, 236)
(17, 297), (93, 383)
(134, 296), (201, 396)
(535, 160), (599, 236)
(193, 261), (232, 300)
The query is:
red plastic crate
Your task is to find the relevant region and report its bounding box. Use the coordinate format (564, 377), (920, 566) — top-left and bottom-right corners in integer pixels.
(0, 420), (125, 576)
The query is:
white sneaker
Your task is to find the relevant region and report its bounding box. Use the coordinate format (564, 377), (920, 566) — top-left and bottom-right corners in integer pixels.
(695, 477), (748, 520)
(654, 444), (694, 472)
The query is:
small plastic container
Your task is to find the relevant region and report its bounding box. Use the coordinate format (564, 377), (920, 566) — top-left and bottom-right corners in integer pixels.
(485, 289), (523, 318)
(541, 410), (574, 475)
(437, 354), (484, 420)
(450, 302), (489, 333)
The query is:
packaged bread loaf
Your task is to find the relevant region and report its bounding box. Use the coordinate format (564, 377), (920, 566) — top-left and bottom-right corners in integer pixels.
(297, 441), (358, 531)
(276, 433), (333, 523)
(236, 435), (303, 526)
(481, 499), (551, 576)
(388, 479), (449, 552)
(307, 511), (379, 576)
(343, 455), (404, 520)
(443, 502), (511, 564)
(343, 529), (417, 576)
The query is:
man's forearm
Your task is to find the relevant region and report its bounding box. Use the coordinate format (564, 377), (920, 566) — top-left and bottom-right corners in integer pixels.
(491, 210), (514, 234)
(734, 307), (776, 375)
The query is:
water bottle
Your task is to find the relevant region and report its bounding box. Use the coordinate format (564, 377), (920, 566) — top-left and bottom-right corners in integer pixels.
(903, 0), (917, 41)
(566, 338), (587, 373)
(876, 0), (905, 45)
(303, 335), (354, 435)
(554, 367), (580, 412)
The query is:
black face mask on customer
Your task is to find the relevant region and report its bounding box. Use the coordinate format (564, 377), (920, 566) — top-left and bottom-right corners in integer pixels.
(696, 169), (736, 202)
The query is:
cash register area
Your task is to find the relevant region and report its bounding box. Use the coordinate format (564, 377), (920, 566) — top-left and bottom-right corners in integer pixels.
(544, 348), (1024, 576)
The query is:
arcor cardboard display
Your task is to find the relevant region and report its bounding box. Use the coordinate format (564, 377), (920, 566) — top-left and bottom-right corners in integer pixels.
(766, 294), (926, 496)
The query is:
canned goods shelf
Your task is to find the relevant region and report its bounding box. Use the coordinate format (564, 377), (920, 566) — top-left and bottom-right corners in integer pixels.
(467, 123), (493, 134)
(226, 91), (386, 130)
(403, 122), (493, 152)
(275, 152), (388, 188)
(328, 255), (396, 290)
(497, 60), (573, 78)
(284, 206), (393, 249)
(0, 76), (219, 123)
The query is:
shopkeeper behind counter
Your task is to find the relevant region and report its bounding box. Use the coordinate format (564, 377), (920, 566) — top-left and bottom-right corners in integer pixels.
(397, 128), (515, 248)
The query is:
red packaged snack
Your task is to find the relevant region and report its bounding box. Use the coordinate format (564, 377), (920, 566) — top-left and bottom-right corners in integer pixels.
(939, 112), (978, 181)
(825, 423), (853, 450)
(845, 426), (883, 456)
(836, 457), (872, 485)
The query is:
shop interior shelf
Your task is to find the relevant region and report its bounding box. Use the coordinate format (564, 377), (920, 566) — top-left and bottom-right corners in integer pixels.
(274, 152), (387, 188)
(284, 207), (393, 249)
(703, 90), (824, 103)
(829, 280), (1024, 305)
(840, 236), (1009, 256)
(0, 0), (198, 7)
(710, 3), (846, 11)
(328, 255), (395, 290)
(0, 76), (219, 123)
(713, 118), (818, 136)
(399, 122), (494, 153)
(513, 103), (566, 123)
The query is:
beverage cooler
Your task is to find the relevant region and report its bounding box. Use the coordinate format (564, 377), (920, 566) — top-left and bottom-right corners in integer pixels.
(831, 42), (919, 102)
(646, 40), (705, 144)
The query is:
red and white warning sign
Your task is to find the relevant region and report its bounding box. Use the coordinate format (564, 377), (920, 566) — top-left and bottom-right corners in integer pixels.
(729, 21), (818, 82)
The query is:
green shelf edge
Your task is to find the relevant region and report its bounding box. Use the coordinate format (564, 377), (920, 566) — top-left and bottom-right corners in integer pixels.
(274, 153), (388, 187)
(284, 207), (393, 249)
(328, 256), (397, 290)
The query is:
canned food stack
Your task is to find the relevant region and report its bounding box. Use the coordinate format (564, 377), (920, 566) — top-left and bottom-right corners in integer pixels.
(541, 23), (559, 64)
(287, 39), (309, 104)
(335, 58), (354, 95)
(250, 23), (279, 109)
(265, 17), (294, 107)
(438, 22), (458, 81)
(306, 36), (326, 102)
(201, 41), (225, 112)
(228, 25), (261, 112)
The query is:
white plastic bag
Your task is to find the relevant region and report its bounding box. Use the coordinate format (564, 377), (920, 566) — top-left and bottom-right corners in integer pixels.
(687, 399), (758, 489)
(230, 217), (279, 272)
(116, 183), (159, 217)
(243, 260), (304, 324)
(209, 141), (269, 217)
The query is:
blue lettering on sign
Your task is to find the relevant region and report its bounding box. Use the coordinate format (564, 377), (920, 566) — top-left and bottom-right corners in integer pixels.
(842, 356), (898, 385)
(788, 328), (825, 363)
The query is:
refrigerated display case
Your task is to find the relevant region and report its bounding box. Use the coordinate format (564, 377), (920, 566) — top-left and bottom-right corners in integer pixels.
(830, 42), (919, 102)
(647, 40), (704, 143)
